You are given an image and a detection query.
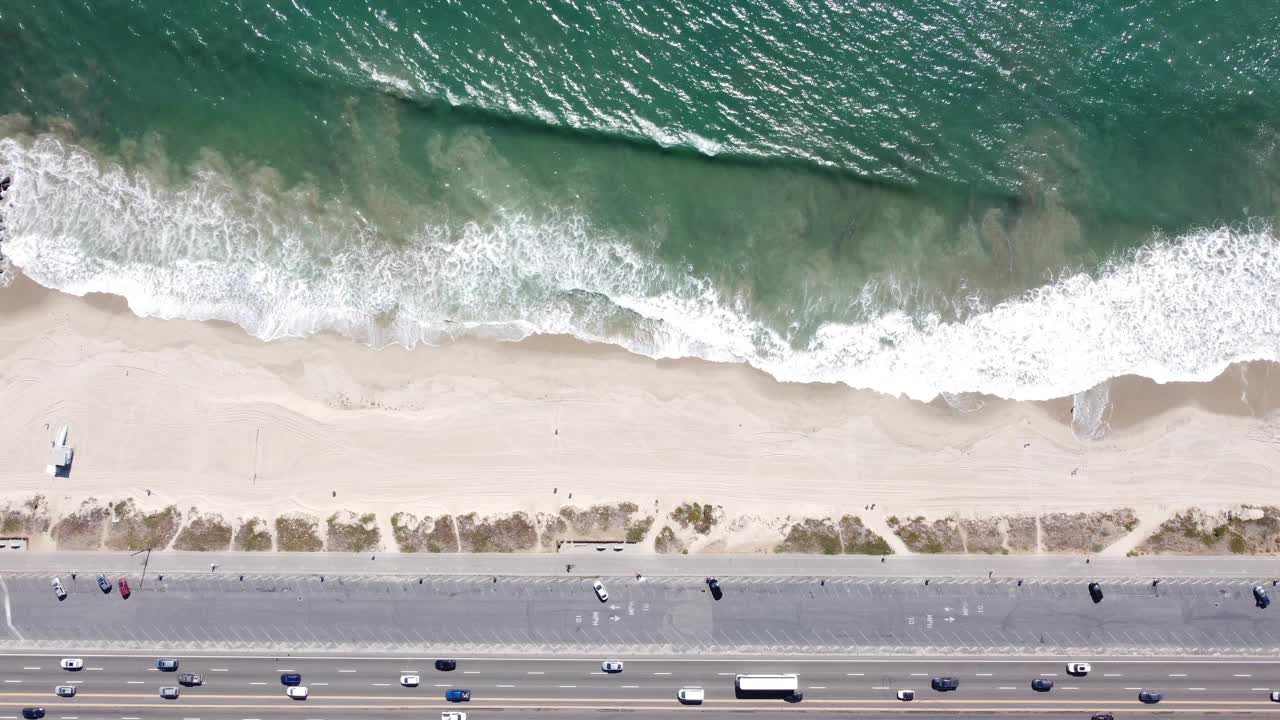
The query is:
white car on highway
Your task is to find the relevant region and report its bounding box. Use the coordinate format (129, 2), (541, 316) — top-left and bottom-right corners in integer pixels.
(441, 713), (467, 720)
(59, 659), (82, 671)
(286, 685), (309, 700)
(592, 580), (609, 602)
(400, 674), (420, 687)
(54, 686), (75, 698)
(677, 687), (704, 704)
(896, 689), (915, 701)
(1066, 662), (1091, 676)
(601, 661), (623, 673)
(159, 687), (179, 700)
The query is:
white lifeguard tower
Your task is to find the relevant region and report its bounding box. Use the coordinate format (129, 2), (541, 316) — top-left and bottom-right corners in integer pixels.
(46, 425), (74, 477)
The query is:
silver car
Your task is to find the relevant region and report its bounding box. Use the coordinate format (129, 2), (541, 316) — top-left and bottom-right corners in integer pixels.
(51, 578), (67, 601)
(54, 687), (75, 698)
(159, 687), (180, 700)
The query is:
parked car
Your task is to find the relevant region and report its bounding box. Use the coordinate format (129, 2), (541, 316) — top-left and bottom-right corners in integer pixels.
(896, 690), (915, 701)
(1088, 582), (1104, 604)
(440, 713), (467, 720)
(434, 660), (457, 672)
(21, 708), (44, 719)
(159, 687), (180, 700)
(677, 687), (705, 704)
(178, 673), (202, 687)
(592, 580), (609, 603)
(1139, 690), (1163, 704)
(51, 578), (66, 601)
(400, 674), (420, 687)
(1066, 662), (1091, 676)
(96, 575), (112, 594)
(118, 577), (131, 599)
(156, 658), (179, 671)
(1031, 678), (1054, 692)
(445, 689), (471, 702)
(281, 673), (302, 686)
(54, 686), (76, 698)
(286, 686), (309, 700)
(1255, 585), (1271, 609)
(931, 677), (959, 692)
(59, 658), (83, 671)
(601, 661), (624, 673)
(707, 577), (723, 601)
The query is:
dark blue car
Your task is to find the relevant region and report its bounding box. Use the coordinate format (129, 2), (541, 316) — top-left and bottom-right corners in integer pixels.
(281, 673), (302, 686)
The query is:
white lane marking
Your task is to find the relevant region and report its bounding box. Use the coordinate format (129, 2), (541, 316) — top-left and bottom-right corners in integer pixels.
(122, 717), (140, 719)
(999, 686), (1016, 690)
(909, 673), (928, 676)
(847, 673), (864, 676)
(67, 680), (83, 684)
(808, 686), (827, 689)
(526, 671), (544, 675)
(622, 685), (639, 689)
(1188, 687), (1206, 691)
(496, 684), (515, 688)
(1125, 687), (1142, 690)
(1169, 673), (1187, 677)
(976, 673), (992, 676)
(653, 672), (672, 676)
(589, 672), (605, 676)
(337, 669), (356, 673)
(87, 668), (102, 672)
(462, 671), (480, 675)
(559, 685), (577, 688)
(371, 683), (390, 687)
(1040, 673), (1058, 677)
(22, 667), (40, 670)
(211, 668), (229, 672)
(127, 681), (144, 685)
(312, 682), (328, 686)
(719, 672), (735, 676)
(1235, 674), (1253, 677)
(1252, 687), (1270, 691)
(248, 682), (266, 686)
(399, 670), (419, 674)
(1103, 673), (1123, 677)
(3, 680), (21, 683)
(60, 716), (79, 719)
(871, 686), (890, 690)
(434, 684), (451, 688)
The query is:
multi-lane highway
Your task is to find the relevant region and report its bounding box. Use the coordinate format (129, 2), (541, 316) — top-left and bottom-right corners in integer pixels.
(3, 653), (1280, 719)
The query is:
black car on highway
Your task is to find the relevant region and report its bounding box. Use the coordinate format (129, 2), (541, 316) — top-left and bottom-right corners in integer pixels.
(1091, 714), (1114, 720)
(21, 708), (44, 720)
(435, 659), (457, 672)
(931, 677), (959, 691)
(1031, 678), (1054, 692)
(281, 673), (302, 686)
(1139, 690), (1163, 704)
(1088, 582), (1104, 604)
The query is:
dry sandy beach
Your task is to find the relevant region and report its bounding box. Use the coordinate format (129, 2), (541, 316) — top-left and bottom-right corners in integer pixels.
(2, 276), (1280, 553)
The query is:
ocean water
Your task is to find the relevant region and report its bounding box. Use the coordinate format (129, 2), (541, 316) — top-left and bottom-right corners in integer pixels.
(1, 0), (1279, 401)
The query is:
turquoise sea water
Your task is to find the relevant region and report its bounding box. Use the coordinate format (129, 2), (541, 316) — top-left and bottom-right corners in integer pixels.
(1, 0), (1278, 400)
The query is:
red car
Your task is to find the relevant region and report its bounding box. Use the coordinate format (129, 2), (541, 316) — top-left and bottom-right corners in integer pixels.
(118, 577), (131, 599)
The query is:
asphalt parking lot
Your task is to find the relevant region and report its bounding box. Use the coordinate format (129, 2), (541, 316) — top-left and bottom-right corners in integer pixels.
(2, 573), (1276, 654)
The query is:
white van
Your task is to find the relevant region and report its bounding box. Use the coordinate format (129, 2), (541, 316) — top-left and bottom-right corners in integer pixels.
(677, 687), (704, 704)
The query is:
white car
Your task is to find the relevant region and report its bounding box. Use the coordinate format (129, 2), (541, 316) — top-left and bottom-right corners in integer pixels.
(54, 686), (76, 698)
(400, 674), (420, 687)
(51, 578), (67, 601)
(59, 659), (83, 671)
(601, 661), (624, 673)
(286, 685), (309, 700)
(1270, 690), (1280, 702)
(592, 580), (609, 603)
(441, 713), (467, 720)
(1066, 662), (1091, 676)
(159, 687), (179, 700)
(896, 689), (915, 701)
(677, 687), (704, 704)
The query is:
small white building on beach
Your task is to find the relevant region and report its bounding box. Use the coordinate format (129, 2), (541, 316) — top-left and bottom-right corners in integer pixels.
(46, 425), (74, 477)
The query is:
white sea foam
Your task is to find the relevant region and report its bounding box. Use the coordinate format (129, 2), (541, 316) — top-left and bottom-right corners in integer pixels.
(2, 135), (1279, 402)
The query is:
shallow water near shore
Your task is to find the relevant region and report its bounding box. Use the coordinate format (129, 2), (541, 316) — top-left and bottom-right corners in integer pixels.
(1, 1), (1279, 400)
